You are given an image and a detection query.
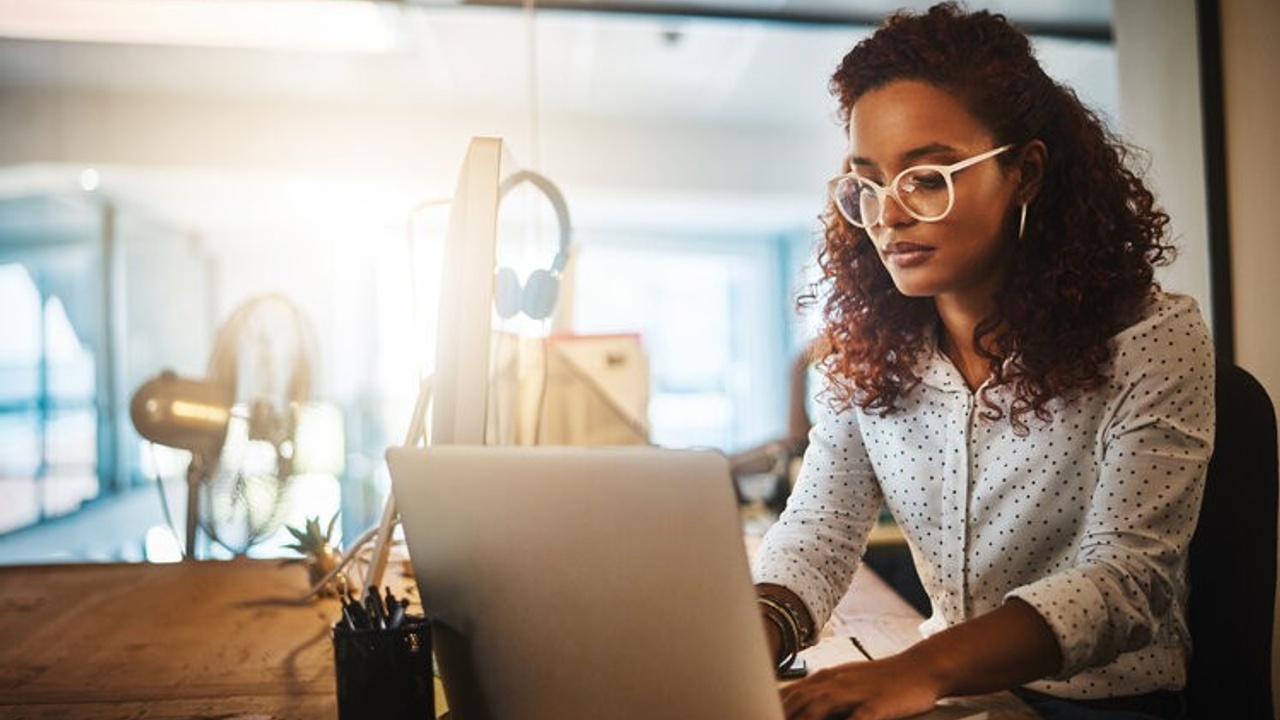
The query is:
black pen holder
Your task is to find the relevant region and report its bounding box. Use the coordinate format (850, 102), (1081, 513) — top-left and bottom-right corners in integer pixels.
(332, 616), (435, 720)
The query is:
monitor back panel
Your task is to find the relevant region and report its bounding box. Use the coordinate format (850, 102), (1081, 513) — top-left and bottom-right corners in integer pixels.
(386, 444), (785, 720)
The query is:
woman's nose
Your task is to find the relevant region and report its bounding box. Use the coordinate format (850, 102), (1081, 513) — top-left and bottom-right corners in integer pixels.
(879, 191), (914, 228)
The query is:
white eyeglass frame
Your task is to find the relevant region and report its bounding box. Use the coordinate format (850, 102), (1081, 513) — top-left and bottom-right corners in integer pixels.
(829, 144), (1015, 229)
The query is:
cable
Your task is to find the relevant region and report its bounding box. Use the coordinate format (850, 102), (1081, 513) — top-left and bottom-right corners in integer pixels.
(532, 333), (551, 444)
(147, 443), (186, 559)
(522, 0), (542, 171)
(404, 196), (452, 383)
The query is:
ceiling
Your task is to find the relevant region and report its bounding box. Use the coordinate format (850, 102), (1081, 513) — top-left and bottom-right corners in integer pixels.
(0, 0), (1115, 244)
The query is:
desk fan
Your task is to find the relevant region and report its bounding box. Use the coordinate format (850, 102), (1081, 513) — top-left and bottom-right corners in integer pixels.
(131, 293), (318, 558)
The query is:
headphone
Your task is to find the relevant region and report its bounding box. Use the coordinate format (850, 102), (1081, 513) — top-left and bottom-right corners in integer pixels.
(493, 169), (572, 321)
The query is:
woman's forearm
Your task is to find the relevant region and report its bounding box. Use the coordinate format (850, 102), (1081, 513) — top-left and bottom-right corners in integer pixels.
(901, 598), (1062, 697)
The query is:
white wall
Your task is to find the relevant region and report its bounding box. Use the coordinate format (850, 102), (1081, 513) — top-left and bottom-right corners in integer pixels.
(1112, 0), (1212, 320)
(1220, 0), (1280, 403)
(1218, 0), (1280, 714)
(1119, 1), (1280, 713)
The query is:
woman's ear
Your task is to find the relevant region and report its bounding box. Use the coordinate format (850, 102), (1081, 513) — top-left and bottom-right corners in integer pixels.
(1017, 139), (1048, 205)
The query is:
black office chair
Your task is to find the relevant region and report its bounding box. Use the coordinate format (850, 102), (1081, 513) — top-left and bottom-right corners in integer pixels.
(1186, 362), (1277, 720)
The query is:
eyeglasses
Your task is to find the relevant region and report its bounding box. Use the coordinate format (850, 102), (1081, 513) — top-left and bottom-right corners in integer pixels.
(828, 144), (1014, 229)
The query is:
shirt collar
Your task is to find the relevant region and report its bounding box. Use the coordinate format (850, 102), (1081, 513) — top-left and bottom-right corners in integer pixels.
(917, 329), (1013, 395)
(918, 330), (970, 394)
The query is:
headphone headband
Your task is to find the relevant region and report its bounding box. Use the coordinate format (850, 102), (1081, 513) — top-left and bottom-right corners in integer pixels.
(498, 169), (572, 273)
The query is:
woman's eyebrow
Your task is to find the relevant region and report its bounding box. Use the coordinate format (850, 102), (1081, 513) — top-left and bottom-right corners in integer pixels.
(848, 142), (959, 169)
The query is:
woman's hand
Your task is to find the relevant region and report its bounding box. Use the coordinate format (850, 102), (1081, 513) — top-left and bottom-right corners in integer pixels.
(780, 599), (1062, 719)
(779, 654), (943, 720)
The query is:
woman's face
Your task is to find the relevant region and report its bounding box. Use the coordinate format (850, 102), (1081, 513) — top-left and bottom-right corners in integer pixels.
(846, 80), (1022, 305)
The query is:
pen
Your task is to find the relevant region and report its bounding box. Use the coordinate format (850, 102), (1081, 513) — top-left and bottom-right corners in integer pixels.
(387, 597), (407, 630)
(850, 635), (875, 661)
(351, 600), (372, 630)
(344, 589), (371, 630)
(382, 587), (401, 629)
(365, 585), (386, 630)
(337, 586), (357, 630)
(339, 600), (359, 631)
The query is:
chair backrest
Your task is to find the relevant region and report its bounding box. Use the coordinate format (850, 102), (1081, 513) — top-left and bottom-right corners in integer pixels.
(1187, 362), (1278, 719)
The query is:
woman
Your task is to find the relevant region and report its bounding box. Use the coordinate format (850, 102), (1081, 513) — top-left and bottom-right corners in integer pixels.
(750, 4), (1214, 720)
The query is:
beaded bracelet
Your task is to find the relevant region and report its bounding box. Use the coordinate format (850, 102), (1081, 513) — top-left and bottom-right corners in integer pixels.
(758, 593), (813, 647)
(758, 596), (801, 671)
(760, 605), (798, 672)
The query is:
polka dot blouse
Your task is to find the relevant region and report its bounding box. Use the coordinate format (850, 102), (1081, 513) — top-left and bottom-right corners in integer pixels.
(751, 291), (1215, 700)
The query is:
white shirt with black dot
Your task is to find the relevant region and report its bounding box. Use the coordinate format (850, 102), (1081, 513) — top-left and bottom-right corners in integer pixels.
(752, 290), (1215, 699)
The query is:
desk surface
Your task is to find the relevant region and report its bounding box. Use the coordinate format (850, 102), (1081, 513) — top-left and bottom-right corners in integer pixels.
(0, 555), (1035, 720)
(0, 557), (371, 719)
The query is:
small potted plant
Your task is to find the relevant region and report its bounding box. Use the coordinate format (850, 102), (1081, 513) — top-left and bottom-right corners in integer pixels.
(281, 513), (348, 598)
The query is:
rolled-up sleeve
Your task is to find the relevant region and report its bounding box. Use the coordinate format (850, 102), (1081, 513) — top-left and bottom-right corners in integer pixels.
(1006, 295), (1215, 678)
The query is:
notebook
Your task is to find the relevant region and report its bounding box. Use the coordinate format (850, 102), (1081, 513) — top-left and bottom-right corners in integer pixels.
(386, 444), (993, 720)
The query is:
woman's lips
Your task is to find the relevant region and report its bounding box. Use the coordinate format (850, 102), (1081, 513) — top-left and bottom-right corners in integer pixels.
(881, 241), (934, 268)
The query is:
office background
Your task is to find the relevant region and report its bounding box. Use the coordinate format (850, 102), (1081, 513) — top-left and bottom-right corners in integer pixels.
(0, 0), (1276, 711)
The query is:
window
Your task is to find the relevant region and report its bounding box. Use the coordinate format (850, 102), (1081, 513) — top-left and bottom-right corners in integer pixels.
(0, 262), (100, 534)
(569, 232), (804, 452)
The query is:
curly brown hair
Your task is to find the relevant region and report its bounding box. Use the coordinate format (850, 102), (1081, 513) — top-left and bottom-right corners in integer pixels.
(810, 2), (1174, 430)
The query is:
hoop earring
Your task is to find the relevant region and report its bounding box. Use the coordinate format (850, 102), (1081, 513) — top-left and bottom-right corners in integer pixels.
(1018, 203), (1028, 240)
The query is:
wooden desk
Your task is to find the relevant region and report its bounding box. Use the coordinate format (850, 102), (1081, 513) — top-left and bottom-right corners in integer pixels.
(0, 557), (421, 719)
(0, 556), (1035, 720)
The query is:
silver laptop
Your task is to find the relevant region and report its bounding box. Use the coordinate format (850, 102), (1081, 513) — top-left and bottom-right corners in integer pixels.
(385, 444), (785, 720)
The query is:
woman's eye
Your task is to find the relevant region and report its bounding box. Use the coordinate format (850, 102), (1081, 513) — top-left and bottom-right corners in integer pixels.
(902, 169), (947, 192)
(855, 179), (881, 197)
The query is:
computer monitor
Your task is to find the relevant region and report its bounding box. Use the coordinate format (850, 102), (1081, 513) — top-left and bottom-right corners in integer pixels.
(429, 135), (503, 447)
(364, 135), (505, 589)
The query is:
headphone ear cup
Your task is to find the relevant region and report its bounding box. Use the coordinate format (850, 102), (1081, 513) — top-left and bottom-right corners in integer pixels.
(521, 268), (560, 320)
(493, 267), (522, 319)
